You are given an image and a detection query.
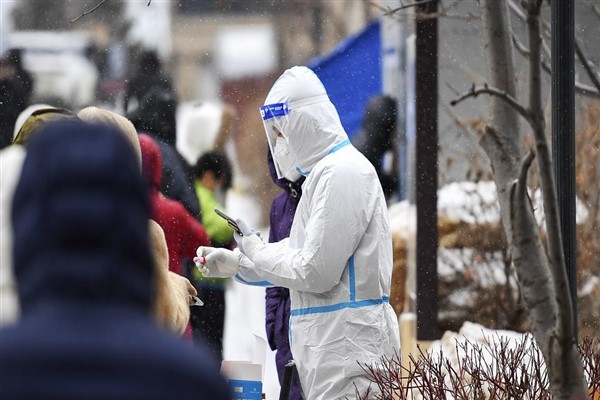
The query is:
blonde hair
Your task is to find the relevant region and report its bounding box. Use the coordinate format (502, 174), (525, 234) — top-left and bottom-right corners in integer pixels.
(77, 107), (142, 170)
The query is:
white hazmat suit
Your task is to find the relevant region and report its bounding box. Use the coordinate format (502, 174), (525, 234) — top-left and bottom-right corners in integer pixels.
(197, 66), (400, 399)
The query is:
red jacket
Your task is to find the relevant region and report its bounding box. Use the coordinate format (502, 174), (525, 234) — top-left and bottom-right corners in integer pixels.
(139, 134), (209, 275)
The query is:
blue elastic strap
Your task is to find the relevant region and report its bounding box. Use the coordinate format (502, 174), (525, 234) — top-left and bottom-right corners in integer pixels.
(328, 139), (351, 154)
(260, 103), (289, 121)
(348, 255), (356, 301)
(294, 139), (352, 177)
(235, 274), (272, 287)
(290, 296), (390, 317)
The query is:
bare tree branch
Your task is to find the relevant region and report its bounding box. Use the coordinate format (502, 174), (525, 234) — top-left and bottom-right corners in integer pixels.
(575, 39), (600, 94)
(507, 0), (526, 21)
(512, 32), (600, 97)
(440, 12), (480, 21)
(70, 0), (107, 23)
(517, 150), (535, 192)
(450, 83), (532, 124)
(513, 0), (600, 97)
(72, 0), (152, 23)
(511, 33), (530, 57)
(368, 0), (435, 15)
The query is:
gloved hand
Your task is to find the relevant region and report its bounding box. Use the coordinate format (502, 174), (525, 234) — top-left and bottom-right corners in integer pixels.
(234, 218), (264, 260)
(194, 246), (240, 278)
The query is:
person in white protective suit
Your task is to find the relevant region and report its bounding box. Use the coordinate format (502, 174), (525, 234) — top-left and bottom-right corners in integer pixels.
(195, 66), (400, 399)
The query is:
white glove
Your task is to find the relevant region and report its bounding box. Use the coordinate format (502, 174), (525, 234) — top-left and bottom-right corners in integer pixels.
(194, 246), (240, 278)
(234, 218), (264, 260)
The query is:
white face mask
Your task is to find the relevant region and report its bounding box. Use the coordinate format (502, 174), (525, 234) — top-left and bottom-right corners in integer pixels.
(274, 136), (302, 182)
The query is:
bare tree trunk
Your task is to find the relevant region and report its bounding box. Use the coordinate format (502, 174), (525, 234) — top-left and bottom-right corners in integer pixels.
(480, 0), (587, 398)
(480, 0), (521, 239)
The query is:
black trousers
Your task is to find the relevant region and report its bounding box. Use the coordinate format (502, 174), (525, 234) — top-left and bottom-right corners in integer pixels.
(189, 285), (226, 361)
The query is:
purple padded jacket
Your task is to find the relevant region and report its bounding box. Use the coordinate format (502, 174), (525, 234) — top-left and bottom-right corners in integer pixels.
(265, 150), (304, 400)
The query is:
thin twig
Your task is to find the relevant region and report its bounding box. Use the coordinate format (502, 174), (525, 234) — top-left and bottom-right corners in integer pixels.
(368, 0), (435, 16)
(575, 39), (600, 94)
(442, 12), (481, 21)
(148, 0), (152, 5)
(508, 0), (526, 21)
(512, 31), (600, 97)
(512, 33), (530, 57)
(70, 0), (107, 23)
(450, 83), (532, 124)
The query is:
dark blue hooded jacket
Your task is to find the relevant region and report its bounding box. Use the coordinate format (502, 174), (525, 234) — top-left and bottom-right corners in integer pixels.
(0, 121), (230, 400)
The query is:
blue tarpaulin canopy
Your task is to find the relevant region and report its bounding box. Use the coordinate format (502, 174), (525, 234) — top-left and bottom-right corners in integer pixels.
(308, 20), (381, 138)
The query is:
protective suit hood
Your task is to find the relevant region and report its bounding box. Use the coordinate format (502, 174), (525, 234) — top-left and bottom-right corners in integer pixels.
(261, 66), (349, 179)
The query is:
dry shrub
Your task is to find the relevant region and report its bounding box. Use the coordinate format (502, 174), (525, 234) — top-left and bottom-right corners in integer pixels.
(575, 99), (600, 338)
(356, 335), (600, 400)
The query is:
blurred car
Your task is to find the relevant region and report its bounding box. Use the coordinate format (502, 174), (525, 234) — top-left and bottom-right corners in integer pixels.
(8, 31), (98, 108)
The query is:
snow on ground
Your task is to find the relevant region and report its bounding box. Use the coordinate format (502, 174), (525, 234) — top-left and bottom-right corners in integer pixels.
(434, 180), (589, 227)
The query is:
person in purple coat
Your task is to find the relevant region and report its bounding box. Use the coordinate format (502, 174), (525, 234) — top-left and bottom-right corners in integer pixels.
(265, 150), (304, 400)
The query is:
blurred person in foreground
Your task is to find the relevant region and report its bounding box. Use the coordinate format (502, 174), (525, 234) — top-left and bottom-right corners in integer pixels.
(10, 105), (199, 337)
(138, 133), (211, 277)
(189, 151), (234, 359)
(12, 104), (77, 146)
(138, 133), (212, 339)
(264, 150), (304, 400)
(195, 66), (400, 399)
(0, 145), (26, 327)
(78, 107), (199, 336)
(0, 120), (230, 400)
(0, 105), (78, 326)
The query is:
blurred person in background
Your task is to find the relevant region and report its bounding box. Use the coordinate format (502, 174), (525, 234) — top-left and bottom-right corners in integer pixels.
(264, 150), (304, 400)
(0, 120), (230, 400)
(351, 94), (399, 202)
(124, 49), (174, 114)
(176, 101), (238, 184)
(128, 85), (200, 220)
(189, 150), (234, 359)
(0, 57), (27, 149)
(6, 49), (33, 106)
(195, 66), (400, 399)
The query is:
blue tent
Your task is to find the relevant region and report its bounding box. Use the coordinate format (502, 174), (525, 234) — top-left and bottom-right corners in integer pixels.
(308, 20), (381, 138)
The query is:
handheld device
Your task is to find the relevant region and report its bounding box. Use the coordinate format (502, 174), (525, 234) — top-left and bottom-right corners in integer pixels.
(214, 208), (243, 236)
(189, 295), (204, 307)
